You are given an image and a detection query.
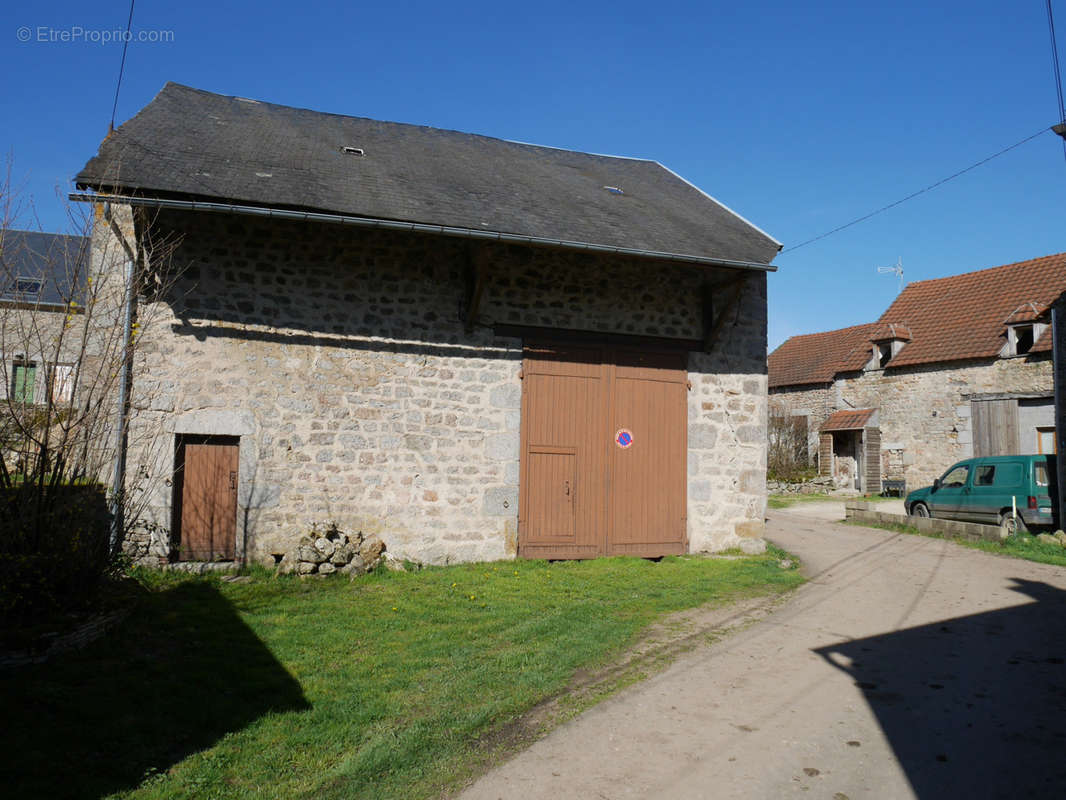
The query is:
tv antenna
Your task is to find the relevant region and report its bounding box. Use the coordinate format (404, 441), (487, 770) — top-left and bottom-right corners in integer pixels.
(877, 257), (904, 294)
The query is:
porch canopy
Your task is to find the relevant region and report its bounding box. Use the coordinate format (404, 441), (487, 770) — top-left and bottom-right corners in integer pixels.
(821, 408), (877, 432)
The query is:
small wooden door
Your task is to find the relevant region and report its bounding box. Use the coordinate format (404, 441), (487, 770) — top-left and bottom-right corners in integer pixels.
(519, 345), (606, 559)
(175, 435), (239, 561)
(518, 342), (687, 559)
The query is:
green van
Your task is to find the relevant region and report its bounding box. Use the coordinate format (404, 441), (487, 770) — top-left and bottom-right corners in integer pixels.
(905, 454), (1058, 535)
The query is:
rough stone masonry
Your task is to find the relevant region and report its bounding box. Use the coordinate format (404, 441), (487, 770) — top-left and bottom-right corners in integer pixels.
(103, 206), (769, 566)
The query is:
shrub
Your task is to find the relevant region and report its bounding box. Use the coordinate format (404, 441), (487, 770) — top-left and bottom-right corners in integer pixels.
(767, 414), (815, 482)
(0, 483), (115, 622)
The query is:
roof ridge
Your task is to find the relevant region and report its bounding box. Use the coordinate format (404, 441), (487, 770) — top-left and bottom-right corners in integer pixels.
(902, 251), (1066, 288)
(163, 82), (661, 166)
(775, 320), (879, 346)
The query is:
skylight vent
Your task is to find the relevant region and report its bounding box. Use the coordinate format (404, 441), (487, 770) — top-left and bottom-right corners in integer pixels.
(2, 277), (42, 301)
(603, 186), (624, 195)
(342, 146), (365, 156)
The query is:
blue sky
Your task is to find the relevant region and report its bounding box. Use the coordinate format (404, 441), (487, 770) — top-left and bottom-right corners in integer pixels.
(3, 0), (1063, 350)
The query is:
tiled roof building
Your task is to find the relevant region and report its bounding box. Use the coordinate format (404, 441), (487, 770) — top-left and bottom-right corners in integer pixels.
(768, 253), (1065, 494)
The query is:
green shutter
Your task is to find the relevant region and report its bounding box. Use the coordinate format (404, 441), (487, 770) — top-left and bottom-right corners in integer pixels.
(13, 364), (35, 404)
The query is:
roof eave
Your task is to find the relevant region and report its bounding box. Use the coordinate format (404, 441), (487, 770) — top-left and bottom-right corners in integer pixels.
(69, 190), (779, 273)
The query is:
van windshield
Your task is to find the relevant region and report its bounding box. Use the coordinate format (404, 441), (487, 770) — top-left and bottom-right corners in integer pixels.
(941, 464), (969, 488)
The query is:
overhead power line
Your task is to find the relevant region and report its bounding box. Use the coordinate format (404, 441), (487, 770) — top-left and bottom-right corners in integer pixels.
(1046, 0), (1066, 163)
(108, 0), (137, 134)
(782, 126), (1051, 254)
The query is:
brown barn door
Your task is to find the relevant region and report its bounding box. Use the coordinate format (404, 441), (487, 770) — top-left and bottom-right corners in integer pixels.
(606, 349), (688, 556)
(518, 342), (687, 559)
(519, 345), (606, 559)
(174, 435), (239, 561)
(972, 399), (1020, 456)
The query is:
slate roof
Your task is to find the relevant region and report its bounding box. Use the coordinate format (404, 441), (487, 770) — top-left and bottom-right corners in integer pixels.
(768, 252), (1066, 387)
(821, 408), (877, 432)
(0, 230), (89, 308)
(75, 83), (781, 266)
(767, 322), (879, 388)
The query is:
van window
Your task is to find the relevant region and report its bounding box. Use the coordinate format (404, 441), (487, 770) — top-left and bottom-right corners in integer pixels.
(993, 464), (1022, 487)
(941, 464), (969, 488)
(1035, 463), (1049, 488)
(975, 465), (995, 486)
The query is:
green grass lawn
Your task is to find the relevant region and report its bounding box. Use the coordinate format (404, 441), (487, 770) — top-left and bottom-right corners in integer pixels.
(0, 551), (802, 800)
(851, 518), (1066, 568)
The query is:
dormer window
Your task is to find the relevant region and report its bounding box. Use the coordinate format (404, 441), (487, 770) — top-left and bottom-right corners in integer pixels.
(1002, 302), (1048, 357)
(1013, 325), (1034, 355)
(866, 323), (911, 371)
(1005, 323), (1044, 356)
(877, 343), (892, 368)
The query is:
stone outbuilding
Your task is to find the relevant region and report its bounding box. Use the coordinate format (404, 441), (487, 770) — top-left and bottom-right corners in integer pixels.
(0, 230), (88, 407)
(74, 82), (781, 566)
(769, 253), (1066, 493)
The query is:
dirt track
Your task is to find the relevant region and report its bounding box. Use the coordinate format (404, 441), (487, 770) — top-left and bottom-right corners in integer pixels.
(461, 511), (1066, 799)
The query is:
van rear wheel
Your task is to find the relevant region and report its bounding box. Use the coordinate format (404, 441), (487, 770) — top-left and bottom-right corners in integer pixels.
(911, 502), (930, 518)
(998, 512), (1027, 538)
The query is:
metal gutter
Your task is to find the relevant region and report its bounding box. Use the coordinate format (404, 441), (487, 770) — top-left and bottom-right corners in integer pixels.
(1053, 300), (1065, 526)
(102, 200), (136, 555)
(68, 192), (778, 273)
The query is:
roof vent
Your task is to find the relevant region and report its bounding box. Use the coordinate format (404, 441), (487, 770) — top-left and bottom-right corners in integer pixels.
(603, 186), (624, 195)
(342, 146), (365, 156)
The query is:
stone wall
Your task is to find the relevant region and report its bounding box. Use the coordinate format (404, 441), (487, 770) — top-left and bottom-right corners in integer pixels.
(688, 272), (770, 548)
(0, 307), (82, 404)
(100, 206), (768, 565)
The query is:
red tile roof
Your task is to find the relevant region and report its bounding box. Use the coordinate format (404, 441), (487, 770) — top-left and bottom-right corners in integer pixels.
(1002, 301), (1047, 325)
(768, 252), (1066, 386)
(768, 322), (879, 388)
(870, 322), (912, 341)
(821, 408), (877, 432)
(871, 252), (1066, 368)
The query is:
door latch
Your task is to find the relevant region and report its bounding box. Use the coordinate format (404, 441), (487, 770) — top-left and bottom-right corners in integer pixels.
(229, 471), (237, 490)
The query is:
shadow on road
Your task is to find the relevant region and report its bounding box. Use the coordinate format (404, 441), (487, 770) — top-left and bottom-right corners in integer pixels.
(816, 578), (1066, 798)
(0, 581), (310, 799)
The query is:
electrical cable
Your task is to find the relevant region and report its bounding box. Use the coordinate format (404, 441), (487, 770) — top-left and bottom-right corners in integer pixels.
(782, 127), (1051, 254)
(1046, 0), (1066, 164)
(1048, 0), (1065, 122)
(108, 0), (137, 133)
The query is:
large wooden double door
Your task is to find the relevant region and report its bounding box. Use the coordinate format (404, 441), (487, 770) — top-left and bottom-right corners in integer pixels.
(518, 342), (688, 559)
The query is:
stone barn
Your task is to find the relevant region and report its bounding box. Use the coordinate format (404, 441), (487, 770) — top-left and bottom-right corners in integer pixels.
(75, 83), (781, 567)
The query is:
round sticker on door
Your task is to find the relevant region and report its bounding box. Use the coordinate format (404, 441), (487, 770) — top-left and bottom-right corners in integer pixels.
(615, 428), (634, 449)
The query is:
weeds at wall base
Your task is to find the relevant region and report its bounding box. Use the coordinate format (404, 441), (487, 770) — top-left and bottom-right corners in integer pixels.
(846, 518), (1066, 568)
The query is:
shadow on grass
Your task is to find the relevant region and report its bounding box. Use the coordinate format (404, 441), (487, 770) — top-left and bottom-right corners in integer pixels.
(0, 580), (309, 799)
(816, 578), (1066, 798)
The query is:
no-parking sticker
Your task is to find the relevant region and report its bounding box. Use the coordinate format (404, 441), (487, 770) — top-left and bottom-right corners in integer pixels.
(615, 429), (634, 449)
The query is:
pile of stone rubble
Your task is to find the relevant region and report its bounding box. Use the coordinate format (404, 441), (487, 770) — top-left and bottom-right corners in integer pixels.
(767, 476), (838, 495)
(280, 526), (389, 576)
